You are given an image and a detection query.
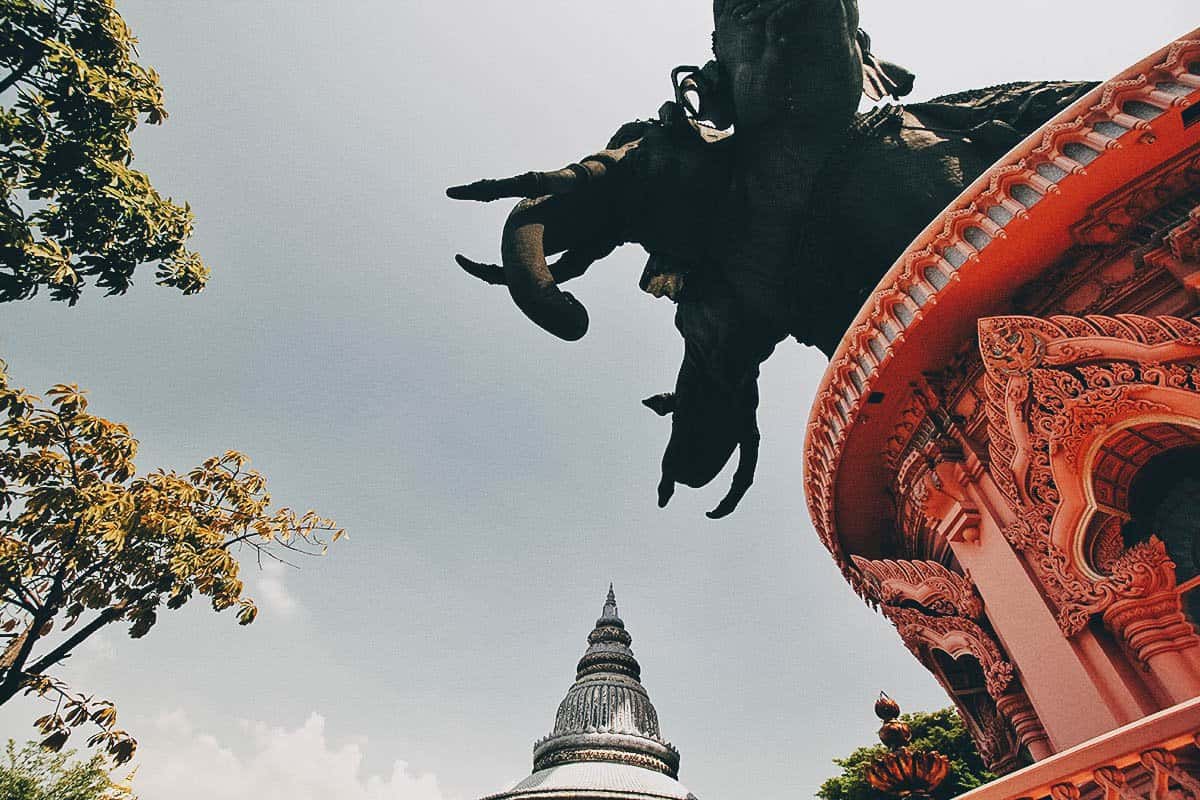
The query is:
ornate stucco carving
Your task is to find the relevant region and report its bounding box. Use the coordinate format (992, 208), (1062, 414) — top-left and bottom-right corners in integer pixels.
(881, 606), (1015, 700)
(852, 557), (984, 619)
(1166, 205), (1200, 264)
(979, 313), (1200, 642)
(1071, 146), (1200, 246)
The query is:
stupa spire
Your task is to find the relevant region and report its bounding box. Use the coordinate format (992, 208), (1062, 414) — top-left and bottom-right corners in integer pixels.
(531, 587), (680, 777)
(577, 584), (638, 681)
(480, 587), (696, 799)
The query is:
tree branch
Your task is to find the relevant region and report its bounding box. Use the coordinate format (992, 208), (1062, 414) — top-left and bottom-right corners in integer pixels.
(0, 0), (74, 98)
(0, 564), (65, 703)
(0, 43), (45, 97)
(24, 580), (159, 680)
(22, 606), (121, 680)
(0, 574), (40, 612)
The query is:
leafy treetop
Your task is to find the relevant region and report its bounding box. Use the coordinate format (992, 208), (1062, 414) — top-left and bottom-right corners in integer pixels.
(1, 739), (135, 800)
(0, 361), (343, 763)
(818, 707), (995, 800)
(0, 0), (208, 303)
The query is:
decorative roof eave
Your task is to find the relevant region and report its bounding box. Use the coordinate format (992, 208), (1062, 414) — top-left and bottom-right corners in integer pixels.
(802, 29), (1200, 600)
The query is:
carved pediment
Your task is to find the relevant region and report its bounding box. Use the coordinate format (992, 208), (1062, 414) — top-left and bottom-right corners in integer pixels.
(852, 556), (984, 619)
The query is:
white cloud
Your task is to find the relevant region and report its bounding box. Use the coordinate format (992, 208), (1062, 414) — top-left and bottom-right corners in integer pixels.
(127, 710), (450, 800)
(247, 561), (299, 619)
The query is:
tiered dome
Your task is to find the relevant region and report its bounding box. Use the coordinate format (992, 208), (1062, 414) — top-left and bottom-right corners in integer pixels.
(481, 587), (697, 800)
(533, 586), (680, 777)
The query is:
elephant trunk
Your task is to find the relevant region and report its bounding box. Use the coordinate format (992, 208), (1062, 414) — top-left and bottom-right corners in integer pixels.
(447, 155), (618, 203)
(499, 189), (621, 341)
(651, 298), (780, 517)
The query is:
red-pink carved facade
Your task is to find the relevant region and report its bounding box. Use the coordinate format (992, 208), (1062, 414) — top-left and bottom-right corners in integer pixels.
(804, 29), (1200, 791)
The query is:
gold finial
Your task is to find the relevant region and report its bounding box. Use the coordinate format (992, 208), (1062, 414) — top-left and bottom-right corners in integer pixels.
(865, 693), (950, 800)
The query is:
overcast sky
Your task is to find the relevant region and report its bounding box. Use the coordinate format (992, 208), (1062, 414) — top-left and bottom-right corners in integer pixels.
(1, 2), (1196, 799)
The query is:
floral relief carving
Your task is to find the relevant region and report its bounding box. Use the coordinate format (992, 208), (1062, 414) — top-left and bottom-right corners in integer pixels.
(1046, 387), (1171, 467)
(1001, 510), (1110, 635)
(1092, 517), (1127, 573)
(980, 313), (1200, 636)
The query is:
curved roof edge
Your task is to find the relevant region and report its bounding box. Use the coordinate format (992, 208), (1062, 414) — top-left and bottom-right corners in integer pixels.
(803, 28), (1200, 594)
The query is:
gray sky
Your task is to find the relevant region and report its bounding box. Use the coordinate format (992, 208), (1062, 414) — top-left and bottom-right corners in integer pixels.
(0, 2), (1195, 799)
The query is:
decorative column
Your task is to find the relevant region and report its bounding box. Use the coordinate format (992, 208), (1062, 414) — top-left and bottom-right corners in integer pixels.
(884, 389), (1130, 749)
(1101, 542), (1200, 702)
(994, 690), (1053, 762)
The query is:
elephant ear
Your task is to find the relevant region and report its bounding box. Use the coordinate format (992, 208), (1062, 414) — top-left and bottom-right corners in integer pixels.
(858, 29), (916, 101)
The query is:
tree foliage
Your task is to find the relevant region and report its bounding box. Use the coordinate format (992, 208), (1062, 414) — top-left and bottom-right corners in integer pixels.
(0, 0), (208, 302)
(818, 708), (995, 800)
(0, 362), (343, 763)
(1, 740), (135, 800)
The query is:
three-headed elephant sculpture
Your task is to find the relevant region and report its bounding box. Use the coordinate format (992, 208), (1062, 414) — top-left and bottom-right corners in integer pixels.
(448, 0), (1096, 518)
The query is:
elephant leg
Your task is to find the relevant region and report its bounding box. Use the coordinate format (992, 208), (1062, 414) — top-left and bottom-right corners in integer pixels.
(706, 424), (760, 519)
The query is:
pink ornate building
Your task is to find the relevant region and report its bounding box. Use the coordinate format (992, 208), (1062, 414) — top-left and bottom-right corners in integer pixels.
(804, 29), (1200, 798)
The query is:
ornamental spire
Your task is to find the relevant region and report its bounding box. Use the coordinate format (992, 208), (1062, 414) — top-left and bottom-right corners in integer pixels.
(578, 584), (638, 681)
(531, 587), (680, 777)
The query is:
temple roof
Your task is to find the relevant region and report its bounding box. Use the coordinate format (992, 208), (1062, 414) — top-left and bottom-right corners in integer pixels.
(801, 28), (1200, 593)
(493, 762), (694, 800)
(481, 588), (697, 800)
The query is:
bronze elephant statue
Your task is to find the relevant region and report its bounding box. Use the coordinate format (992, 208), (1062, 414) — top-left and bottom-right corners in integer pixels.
(449, 0), (1096, 518)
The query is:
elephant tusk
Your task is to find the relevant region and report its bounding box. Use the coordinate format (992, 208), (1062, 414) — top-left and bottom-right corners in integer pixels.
(456, 254), (507, 285)
(706, 430), (760, 519)
(459, 245), (614, 289)
(501, 198), (591, 342)
(448, 157), (615, 203)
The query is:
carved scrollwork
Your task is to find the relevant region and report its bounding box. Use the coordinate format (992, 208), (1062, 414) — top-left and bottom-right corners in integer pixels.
(1005, 509), (1185, 636)
(883, 606), (1015, 699)
(1022, 738), (1200, 800)
(980, 318), (1049, 376)
(979, 313), (1200, 635)
(1166, 206), (1200, 264)
(971, 702), (1023, 776)
(1093, 765), (1143, 800)
(852, 556), (985, 618)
